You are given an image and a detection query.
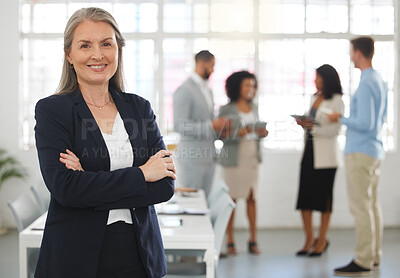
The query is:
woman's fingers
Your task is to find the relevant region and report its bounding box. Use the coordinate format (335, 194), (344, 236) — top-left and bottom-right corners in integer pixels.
(165, 169), (177, 180)
(66, 149), (79, 159)
(163, 157), (174, 163)
(60, 152), (79, 161)
(140, 150), (176, 182)
(60, 150), (84, 171)
(59, 157), (78, 170)
(60, 154), (79, 165)
(165, 161), (176, 173)
(155, 149), (173, 158)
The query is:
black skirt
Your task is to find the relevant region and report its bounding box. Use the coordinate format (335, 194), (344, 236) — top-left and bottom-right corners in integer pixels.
(296, 137), (336, 212)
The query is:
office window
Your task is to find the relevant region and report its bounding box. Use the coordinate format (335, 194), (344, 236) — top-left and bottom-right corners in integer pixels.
(124, 40), (155, 102)
(259, 1), (305, 34)
(351, 0), (394, 35)
(210, 0), (254, 32)
(114, 3), (158, 33)
(306, 0), (348, 33)
(20, 0), (395, 151)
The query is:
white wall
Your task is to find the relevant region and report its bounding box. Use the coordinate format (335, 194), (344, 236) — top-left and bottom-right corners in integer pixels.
(0, 2), (399, 229)
(0, 1), (44, 228)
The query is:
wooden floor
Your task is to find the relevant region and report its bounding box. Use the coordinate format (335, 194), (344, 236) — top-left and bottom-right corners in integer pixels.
(1, 228), (399, 278)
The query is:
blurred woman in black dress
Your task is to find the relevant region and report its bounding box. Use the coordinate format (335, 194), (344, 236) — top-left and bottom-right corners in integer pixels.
(295, 64), (344, 257)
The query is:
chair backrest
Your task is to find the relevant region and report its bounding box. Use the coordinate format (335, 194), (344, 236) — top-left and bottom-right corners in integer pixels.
(30, 181), (50, 214)
(8, 193), (42, 232)
(210, 192), (236, 264)
(207, 180), (229, 209)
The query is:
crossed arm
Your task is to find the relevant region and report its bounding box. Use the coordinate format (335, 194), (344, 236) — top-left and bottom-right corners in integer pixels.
(60, 148), (176, 182)
(35, 97), (175, 210)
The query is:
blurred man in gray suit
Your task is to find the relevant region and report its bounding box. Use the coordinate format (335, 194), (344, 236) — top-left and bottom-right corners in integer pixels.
(173, 50), (231, 195)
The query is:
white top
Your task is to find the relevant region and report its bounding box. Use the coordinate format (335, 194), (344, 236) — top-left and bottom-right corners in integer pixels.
(239, 110), (258, 140)
(191, 72), (214, 113)
(101, 112), (135, 225)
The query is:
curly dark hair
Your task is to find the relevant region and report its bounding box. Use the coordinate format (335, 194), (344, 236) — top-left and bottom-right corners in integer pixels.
(225, 71), (258, 102)
(316, 64), (343, 99)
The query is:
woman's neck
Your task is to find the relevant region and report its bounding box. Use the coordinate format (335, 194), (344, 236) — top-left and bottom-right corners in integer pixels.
(79, 83), (110, 105)
(236, 98), (251, 112)
(312, 93), (324, 108)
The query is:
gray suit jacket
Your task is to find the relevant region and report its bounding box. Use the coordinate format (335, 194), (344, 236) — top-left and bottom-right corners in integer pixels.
(173, 77), (216, 163)
(218, 102), (262, 167)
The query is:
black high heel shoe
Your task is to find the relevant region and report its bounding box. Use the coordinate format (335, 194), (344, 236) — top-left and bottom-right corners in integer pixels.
(308, 240), (329, 257)
(296, 239), (316, 256)
(248, 241), (260, 255)
(227, 243), (237, 255)
(296, 249), (311, 256)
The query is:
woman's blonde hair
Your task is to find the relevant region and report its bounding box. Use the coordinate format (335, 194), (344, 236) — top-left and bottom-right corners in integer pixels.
(56, 7), (125, 94)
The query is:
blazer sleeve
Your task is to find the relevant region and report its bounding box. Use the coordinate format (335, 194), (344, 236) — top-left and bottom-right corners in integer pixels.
(95, 98), (175, 211)
(173, 83), (215, 140)
(217, 104), (241, 143)
(35, 97), (173, 210)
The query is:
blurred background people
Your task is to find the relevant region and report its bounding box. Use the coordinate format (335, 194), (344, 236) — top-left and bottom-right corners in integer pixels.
(173, 50), (231, 195)
(218, 71), (268, 255)
(295, 64), (344, 257)
(330, 37), (388, 276)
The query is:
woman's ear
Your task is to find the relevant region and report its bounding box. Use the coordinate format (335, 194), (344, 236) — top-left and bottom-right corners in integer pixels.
(66, 51), (73, 64)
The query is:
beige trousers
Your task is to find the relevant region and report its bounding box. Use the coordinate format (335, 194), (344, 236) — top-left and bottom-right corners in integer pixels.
(345, 153), (383, 269)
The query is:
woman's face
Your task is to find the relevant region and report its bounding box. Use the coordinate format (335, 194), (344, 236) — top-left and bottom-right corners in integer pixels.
(239, 78), (257, 101)
(66, 20), (118, 89)
(315, 73), (324, 91)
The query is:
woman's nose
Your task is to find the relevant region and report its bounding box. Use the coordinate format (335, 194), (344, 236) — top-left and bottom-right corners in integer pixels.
(91, 46), (103, 60)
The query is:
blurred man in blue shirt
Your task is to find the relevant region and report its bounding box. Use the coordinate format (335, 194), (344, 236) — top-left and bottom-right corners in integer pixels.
(328, 37), (388, 276)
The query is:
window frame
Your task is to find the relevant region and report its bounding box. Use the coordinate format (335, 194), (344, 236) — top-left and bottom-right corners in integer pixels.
(20, 0), (396, 152)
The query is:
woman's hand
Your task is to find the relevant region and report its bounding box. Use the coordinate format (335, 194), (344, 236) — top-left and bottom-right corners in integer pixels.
(238, 127), (249, 137)
(213, 117), (233, 138)
(327, 112), (342, 122)
(139, 150), (177, 182)
(256, 127), (269, 138)
(295, 118), (303, 126)
(59, 149), (84, 171)
(296, 118), (314, 129)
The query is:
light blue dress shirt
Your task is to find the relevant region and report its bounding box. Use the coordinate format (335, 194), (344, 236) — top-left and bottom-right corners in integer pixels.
(341, 68), (388, 160)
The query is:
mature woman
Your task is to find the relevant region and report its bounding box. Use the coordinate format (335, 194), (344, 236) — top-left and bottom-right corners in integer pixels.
(295, 64), (344, 257)
(34, 7), (175, 278)
(218, 71), (268, 255)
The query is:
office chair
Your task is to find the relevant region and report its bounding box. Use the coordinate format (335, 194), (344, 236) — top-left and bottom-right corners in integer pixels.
(8, 192), (42, 278)
(30, 181), (50, 214)
(207, 180), (229, 208)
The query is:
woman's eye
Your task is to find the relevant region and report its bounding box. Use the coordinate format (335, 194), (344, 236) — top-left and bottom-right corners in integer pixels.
(80, 44), (89, 49)
(103, 42), (111, 47)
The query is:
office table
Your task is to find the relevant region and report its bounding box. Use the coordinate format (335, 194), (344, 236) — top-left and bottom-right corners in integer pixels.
(19, 190), (215, 278)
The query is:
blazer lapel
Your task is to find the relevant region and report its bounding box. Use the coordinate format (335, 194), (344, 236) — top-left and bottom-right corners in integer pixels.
(70, 90), (110, 170)
(109, 89), (144, 167)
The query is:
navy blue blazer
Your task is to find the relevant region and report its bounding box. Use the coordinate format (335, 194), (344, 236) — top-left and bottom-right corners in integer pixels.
(34, 88), (174, 278)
